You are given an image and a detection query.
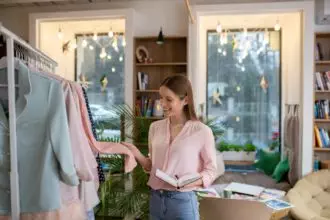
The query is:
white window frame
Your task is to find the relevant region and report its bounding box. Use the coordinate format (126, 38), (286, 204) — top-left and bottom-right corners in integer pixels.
(29, 9), (135, 109)
(188, 1), (314, 177)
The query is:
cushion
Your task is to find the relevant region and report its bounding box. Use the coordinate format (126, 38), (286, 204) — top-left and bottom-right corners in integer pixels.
(272, 157), (290, 183)
(253, 150), (281, 176)
(286, 170), (330, 220)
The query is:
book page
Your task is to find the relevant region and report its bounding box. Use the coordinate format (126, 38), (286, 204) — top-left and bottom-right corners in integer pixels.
(155, 169), (178, 187)
(178, 173), (201, 188)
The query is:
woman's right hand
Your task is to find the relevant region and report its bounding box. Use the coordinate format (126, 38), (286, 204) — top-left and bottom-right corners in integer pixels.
(121, 142), (151, 172)
(121, 142), (138, 153)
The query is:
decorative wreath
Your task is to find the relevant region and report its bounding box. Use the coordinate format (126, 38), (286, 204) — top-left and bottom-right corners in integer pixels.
(135, 45), (149, 63)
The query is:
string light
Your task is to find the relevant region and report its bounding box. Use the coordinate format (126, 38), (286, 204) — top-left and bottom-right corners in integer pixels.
(264, 29), (269, 44)
(107, 55), (112, 60)
(82, 39), (88, 48)
(99, 48), (107, 59)
(108, 27), (114, 38)
(243, 28), (248, 38)
(89, 45), (94, 50)
(57, 27), (64, 40)
(119, 56), (123, 62)
(93, 33), (98, 41)
(112, 67), (116, 72)
(216, 21), (222, 33)
(274, 19), (281, 31)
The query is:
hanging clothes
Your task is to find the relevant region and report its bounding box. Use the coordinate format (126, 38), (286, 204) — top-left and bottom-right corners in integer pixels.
(71, 83), (137, 173)
(284, 104), (300, 186)
(81, 87), (105, 183)
(0, 61), (78, 214)
(0, 60), (137, 219)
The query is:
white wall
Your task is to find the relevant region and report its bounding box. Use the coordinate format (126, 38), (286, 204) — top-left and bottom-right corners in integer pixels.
(0, 0), (188, 41)
(39, 19), (125, 80)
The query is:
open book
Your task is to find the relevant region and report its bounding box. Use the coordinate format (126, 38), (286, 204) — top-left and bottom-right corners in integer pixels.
(155, 169), (202, 188)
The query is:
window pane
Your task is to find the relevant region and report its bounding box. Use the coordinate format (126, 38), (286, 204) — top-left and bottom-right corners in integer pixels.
(207, 30), (281, 151)
(76, 34), (125, 140)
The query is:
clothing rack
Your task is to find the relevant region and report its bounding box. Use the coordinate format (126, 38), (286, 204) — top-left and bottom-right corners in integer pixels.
(0, 23), (58, 220)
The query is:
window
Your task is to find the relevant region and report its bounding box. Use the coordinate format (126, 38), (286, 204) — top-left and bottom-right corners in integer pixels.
(75, 33), (125, 140)
(207, 29), (281, 152)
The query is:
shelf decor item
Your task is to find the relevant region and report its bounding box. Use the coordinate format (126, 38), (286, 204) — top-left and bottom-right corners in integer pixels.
(136, 45), (149, 63)
(153, 99), (163, 117)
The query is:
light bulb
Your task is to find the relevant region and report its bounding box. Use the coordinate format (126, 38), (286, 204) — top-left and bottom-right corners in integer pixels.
(218, 48), (222, 53)
(119, 56), (123, 62)
(243, 28), (248, 37)
(236, 116), (240, 122)
(108, 28), (114, 38)
(89, 45), (94, 50)
(100, 48), (107, 59)
(223, 51), (227, 56)
(93, 33), (97, 41)
(112, 38), (118, 48)
(57, 28), (63, 40)
(241, 66), (245, 72)
(223, 32), (228, 44)
(122, 37), (126, 47)
(274, 20), (281, 31)
(236, 86), (241, 92)
(82, 39), (88, 48)
(107, 55), (112, 60)
(238, 58), (243, 64)
(112, 67), (116, 72)
(69, 42), (77, 50)
(216, 22), (222, 33)
(264, 29), (269, 44)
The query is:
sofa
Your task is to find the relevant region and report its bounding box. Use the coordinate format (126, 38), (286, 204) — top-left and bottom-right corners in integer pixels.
(286, 170), (330, 220)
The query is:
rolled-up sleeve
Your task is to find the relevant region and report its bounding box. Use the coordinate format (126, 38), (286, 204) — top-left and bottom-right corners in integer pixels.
(48, 83), (79, 186)
(200, 127), (217, 188)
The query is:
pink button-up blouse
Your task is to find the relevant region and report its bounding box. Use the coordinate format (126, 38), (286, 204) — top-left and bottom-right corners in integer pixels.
(147, 118), (218, 191)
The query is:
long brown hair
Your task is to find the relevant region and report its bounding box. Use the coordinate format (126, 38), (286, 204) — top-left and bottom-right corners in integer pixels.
(161, 74), (197, 120)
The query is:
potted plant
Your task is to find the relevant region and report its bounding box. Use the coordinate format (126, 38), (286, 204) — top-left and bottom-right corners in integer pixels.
(217, 141), (257, 161)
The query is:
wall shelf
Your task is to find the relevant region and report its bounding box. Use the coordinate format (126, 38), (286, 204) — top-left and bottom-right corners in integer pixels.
(314, 119), (330, 123)
(314, 32), (330, 162)
(315, 60), (330, 65)
(314, 148), (330, 152)
(133, 36), (187, 147)
(315, 90), (330, 93)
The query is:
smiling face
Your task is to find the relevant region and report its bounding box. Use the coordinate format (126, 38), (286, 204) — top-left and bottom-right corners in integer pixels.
(159, 85), (187, 118)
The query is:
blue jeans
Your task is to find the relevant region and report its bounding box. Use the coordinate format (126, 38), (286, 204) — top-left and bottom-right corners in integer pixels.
(149, 189), (199, 220)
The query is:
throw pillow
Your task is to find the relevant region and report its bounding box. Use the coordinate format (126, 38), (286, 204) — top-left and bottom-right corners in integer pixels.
(272, 157), (290, 183)
(253, 150), (281, 176)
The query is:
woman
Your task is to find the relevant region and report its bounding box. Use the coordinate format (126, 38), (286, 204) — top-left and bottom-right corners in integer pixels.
(122, 75), (217, 220)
